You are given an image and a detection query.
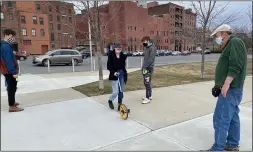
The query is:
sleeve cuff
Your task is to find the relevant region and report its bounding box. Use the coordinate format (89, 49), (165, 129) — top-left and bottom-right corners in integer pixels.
(227, 69), (239, 78)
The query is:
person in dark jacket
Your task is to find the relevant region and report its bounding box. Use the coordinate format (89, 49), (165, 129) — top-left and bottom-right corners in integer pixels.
(107, 42), (127, 111)
(141, 36), (156, 104)
(0, 29), (23, 112)
(203, 24), (247, 151)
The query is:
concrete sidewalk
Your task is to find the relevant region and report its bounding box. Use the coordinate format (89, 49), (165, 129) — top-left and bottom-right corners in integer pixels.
(1, 76), (252, 151)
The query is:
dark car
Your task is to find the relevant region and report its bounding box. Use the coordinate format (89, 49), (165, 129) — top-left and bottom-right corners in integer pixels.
(164, 50), (172, 56)
(80, 51), (91, 59)
(15, 53), (27, 61)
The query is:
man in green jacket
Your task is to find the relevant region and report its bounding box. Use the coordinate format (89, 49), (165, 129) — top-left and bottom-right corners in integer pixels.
(205, 24), (247, 151)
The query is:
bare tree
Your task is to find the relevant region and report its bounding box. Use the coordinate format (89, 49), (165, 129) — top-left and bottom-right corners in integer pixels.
(191, 1), (241, 79)
(72, 1), (123, 90)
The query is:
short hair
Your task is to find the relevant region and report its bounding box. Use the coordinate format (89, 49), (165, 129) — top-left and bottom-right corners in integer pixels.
(3, 29), (16, 36)
(141, 36), (151, 42)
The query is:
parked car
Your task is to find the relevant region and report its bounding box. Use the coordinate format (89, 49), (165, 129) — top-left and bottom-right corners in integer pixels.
(181, 51), (191, 56)
(172, 51), (181, 56)
(15, 53), (27, 61)
(158, 50), (166, 56)
(201, 49), (211, 54)
(133, 51), (143, 56)
(164, 50), (172, 56)
(80, 50), (91, 59)
(33, 49), (83, 66)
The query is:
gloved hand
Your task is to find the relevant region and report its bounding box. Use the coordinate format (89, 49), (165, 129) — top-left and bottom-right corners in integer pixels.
(212, 85), (221, 97)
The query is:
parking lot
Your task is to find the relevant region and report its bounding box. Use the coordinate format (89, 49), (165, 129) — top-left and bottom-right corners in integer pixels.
(17, 54), (224, 74)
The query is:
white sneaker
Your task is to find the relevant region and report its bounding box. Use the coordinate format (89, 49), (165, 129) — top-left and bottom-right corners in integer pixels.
(142, 98), (151, 104)
(142, 96), (152, 100)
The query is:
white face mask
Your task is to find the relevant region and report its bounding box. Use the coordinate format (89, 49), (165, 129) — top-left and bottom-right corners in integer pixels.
(115, 49), (121, 54)
(215, 36), (223, 45)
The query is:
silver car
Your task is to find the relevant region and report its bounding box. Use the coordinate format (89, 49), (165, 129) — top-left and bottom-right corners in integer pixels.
(33, 49), (83, 66)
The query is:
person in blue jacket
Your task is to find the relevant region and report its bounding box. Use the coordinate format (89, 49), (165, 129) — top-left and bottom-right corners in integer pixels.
(0, 29), (23, 112)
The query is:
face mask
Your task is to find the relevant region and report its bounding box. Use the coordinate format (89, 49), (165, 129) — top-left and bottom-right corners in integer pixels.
(143, 43), (148, 47)
(7, 37), (15, 44)
(215, 37), (223, 45)
(115, 49), (121, 54)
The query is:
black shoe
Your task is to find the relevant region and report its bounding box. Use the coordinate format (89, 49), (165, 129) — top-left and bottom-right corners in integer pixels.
(224, 145), (239, 151)
(108, 100), (114, 109)
(118, 104), (121, 111)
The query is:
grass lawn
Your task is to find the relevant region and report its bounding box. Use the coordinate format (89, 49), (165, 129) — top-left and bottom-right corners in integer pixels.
(73, 58), (252, 97)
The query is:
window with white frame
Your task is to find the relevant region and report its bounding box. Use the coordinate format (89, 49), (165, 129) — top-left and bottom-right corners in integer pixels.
(32, 29), (36, 36)
(1, 13), (4, 19)
(22, 28), (27, 36)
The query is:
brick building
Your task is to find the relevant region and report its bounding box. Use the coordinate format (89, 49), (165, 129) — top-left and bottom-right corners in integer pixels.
(75, 1), (197, 52)
(148, 2), (197, 51)
(1, 1), (75, 54)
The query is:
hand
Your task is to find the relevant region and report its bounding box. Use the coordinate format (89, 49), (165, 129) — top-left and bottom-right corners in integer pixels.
(13, 74), (18, 78)
(221, 83), (230, 97)
(114, 72), (118, 76)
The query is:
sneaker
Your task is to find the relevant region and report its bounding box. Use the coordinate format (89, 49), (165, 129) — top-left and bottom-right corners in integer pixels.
(108, 100), (114, 109)
(224, 145), (239, 151)
(142, 96), (152, 100)
(142, 98), (151, 104)
(9, 106), (24, 112)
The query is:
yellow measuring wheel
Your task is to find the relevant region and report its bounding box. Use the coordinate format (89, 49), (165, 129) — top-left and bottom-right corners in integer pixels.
(119, 104), (130, 120)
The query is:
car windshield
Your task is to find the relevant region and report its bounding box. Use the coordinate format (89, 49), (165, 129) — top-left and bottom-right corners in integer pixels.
(45, 51), (52, 55)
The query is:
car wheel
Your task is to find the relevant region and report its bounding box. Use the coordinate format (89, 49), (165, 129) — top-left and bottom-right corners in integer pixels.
(20, 57), (25, 61)
(42, 59), (50, 67)
(72, 59), (78, 66)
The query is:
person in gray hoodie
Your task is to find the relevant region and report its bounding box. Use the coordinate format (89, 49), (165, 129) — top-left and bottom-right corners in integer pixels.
(141, 36), (156, 104)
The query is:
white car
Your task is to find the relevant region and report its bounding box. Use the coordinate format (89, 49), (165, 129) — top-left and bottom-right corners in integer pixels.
(172, 51), (181, 56)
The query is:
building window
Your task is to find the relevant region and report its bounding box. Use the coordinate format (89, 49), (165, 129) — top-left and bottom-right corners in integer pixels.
(134, 27), (136, 31)
(22, 28), (27, 36)
(57, 24), (61, 30)
(23, 40), (31, 45)
(49, 6), (52, 12)
(39, 17), (44, 25)
(1, 13), (4, 20)
(49, 14), (53, 21)
(40, 29), (45, 36)
(36, 4), (40, 10)
(69, 27), (72, 33)
(51, 44), (55, 49)
(57, 15), (60, 21)
(69, 17), (72, 23)
(56, 6), (60, 12)
(58, 33), (61, 41)
(68, 9), (71, 14)
(7, 1), (12, 7)
(32, 29), (36, 36)
(50, 33), (55, 41)
(21, 16), (26, 23)
(33, 16), (37, 24)
(9, 13), (13, 20)
(50, 23), (54, 30)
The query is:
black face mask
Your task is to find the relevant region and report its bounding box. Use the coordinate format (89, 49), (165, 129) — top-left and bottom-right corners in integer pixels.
(143, 43), (148, 47)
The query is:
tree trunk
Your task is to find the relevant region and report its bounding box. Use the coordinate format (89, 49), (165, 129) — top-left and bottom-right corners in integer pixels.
(94, 1), (104, 90)
(200, 27), (206, 79)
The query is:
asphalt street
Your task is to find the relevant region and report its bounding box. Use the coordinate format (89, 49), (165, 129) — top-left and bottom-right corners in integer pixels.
(16, 54), (234, 74)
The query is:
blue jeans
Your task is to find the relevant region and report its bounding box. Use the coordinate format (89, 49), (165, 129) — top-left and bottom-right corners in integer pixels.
(109, 70), (124, 104)
(211, 88), (243, 151)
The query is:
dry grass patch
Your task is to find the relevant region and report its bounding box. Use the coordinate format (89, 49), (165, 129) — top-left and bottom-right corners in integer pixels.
(73, 59), (252, 97)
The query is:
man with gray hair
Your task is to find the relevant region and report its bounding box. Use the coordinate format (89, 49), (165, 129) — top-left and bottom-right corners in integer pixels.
(203, 24), (247, 151)
(141, 36), (156, 104)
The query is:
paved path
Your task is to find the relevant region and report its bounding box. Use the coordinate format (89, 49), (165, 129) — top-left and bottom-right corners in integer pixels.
(1, 75), (252, 151)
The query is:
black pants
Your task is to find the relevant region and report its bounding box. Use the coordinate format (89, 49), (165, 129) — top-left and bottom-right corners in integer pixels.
(4, 74), (17, 106)
(143, 67), (153, 99)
